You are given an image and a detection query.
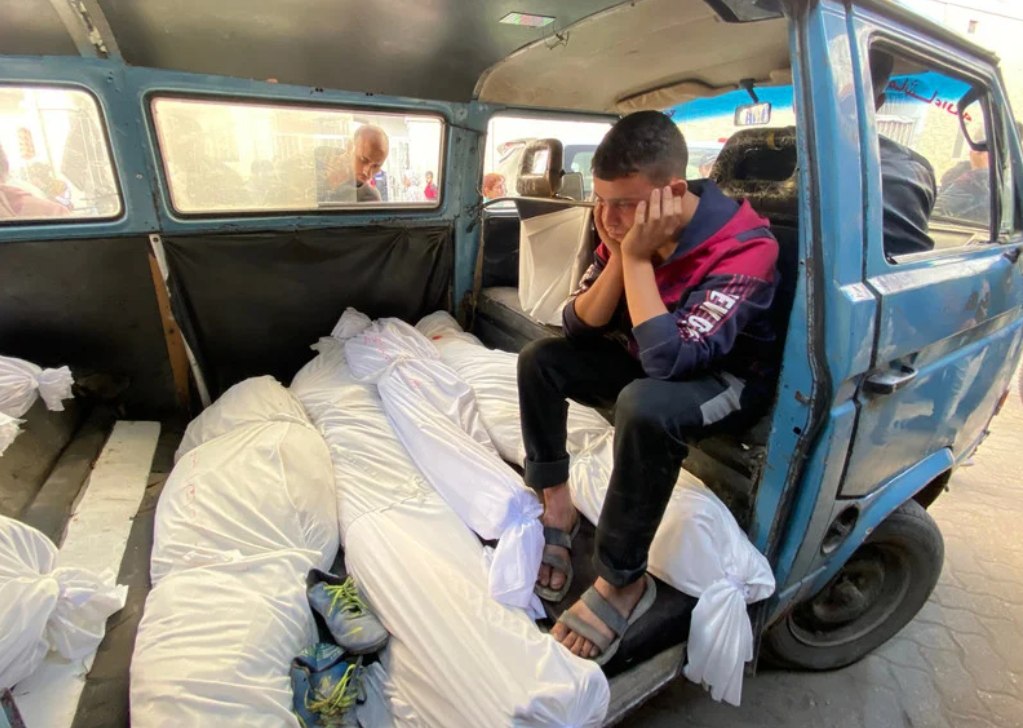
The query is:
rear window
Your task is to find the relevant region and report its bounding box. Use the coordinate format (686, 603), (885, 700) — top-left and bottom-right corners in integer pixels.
(151, 97), (444, 214)
(0, 85), (121, 222)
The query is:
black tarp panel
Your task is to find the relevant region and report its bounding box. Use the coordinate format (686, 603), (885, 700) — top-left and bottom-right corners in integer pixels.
(0, 236), (178, 416)
(163, 225), (453, 397)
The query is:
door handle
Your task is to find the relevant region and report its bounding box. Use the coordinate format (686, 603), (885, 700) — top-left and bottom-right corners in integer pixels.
(1004, 244), (1023, 264)
(864, 366), (918, 395)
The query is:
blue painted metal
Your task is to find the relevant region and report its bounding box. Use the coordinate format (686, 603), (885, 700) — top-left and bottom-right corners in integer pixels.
(807, 448), (954, 597)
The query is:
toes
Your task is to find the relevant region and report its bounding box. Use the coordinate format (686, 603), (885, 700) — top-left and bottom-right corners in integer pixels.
(538, 564), (551, 588)
(571, 636), (587, 657)
(588, 643), (600, 659)
(551, 621), (567, 641)
(549, 567), (565, 591)
(562, 631), (578, 652)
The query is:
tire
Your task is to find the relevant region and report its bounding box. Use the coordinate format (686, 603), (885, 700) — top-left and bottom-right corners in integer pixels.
(763, 500), (944, 671)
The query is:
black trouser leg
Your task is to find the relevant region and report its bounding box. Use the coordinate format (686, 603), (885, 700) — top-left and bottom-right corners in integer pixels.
(593, 374), (746, 588)
(517, 336), (642, 489)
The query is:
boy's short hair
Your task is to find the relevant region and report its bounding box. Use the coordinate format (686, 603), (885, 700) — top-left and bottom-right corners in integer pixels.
(592, 110), (688, 184)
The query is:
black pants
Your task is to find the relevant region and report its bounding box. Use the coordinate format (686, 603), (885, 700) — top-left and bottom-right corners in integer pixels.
(518, 336), (760, 588)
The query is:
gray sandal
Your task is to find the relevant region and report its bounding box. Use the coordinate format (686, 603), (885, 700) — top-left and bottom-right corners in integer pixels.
(534, 517), (581, 603)
(556, 574), (657, 666)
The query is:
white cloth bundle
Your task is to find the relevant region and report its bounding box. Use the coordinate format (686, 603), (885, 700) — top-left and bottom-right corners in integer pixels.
(343, 312), (543, 611)
(132, 376), (339, 727)
(291, 332), (609, 728)
(0, 356), (74, 418)
(417, 311), (776, 706)
(0, 516), (127, 690)
(0, 412), (22, 457)
(131, 550), (318, 728)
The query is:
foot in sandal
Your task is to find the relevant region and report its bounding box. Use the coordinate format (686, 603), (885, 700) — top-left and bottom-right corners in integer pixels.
(551, 574), (657, 665)
(535, 483), (579, 602)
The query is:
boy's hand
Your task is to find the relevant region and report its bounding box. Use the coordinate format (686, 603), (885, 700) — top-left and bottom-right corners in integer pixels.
(594, 200), (622, 259)
(622, 186), (684, 261)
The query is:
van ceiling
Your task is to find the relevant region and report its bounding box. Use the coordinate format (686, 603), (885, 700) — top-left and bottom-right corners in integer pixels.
(0, 0), (626, 103)
(476, 0), (791, 113)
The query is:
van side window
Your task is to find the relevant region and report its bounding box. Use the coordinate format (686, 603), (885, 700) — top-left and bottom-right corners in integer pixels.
(151, 97), (444, 214)
(0, 86), (121, 222)
(483, 115), (612, 203)
(868, 48), (999, 259)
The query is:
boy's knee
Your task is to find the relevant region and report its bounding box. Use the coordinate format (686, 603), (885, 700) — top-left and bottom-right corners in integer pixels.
(614, 380), (666, 431)
(518, 337), (569, 378)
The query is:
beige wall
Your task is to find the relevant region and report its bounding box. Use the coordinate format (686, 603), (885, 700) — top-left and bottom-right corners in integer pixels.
(901, 0), (1023, 118)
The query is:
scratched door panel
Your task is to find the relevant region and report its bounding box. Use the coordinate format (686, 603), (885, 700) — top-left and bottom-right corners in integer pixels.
(838, 18), (1023, 499)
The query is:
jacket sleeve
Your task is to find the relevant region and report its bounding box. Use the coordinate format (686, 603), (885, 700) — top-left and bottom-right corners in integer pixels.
(631, 239), (778, 380)
(562, 243), (610, 340)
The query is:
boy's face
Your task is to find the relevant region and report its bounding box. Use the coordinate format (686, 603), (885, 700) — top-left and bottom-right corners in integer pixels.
(593, 173), (684, 241)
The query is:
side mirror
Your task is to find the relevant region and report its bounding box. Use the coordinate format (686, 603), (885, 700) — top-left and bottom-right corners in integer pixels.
(516, 138), (565, 198)
(958, 86), (988, 153)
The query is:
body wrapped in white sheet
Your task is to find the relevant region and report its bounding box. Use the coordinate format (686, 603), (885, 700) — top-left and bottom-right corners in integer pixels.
(132, 377), (339, 727)
(345, 317), (543, 610)
(417, 312), (776, 706)
(291, 333), (609, 728)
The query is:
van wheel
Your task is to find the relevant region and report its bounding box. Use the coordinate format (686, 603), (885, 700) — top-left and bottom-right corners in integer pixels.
(764, 500), (943, 671)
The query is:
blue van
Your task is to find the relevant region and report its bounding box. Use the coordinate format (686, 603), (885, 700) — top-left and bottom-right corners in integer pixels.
(1, 0), (1020, 724)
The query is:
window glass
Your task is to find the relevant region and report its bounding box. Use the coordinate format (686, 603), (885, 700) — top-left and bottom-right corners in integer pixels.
(667, 85), (797, 179)
(151, 97), (444, 214)
(483, 116), (612, 203)
(869, 48), (997, 257)
(0, 86), (120, 222)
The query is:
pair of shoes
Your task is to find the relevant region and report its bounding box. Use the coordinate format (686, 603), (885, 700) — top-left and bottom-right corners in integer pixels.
(307, 569), (390, 655)
(290, 643), (362, 727)
(535, 517), (581, 603)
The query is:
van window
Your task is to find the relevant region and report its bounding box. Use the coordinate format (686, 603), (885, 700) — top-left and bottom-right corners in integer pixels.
(483, 115), (612, 202)
(151, 97), (444, 214)
(868, 48), (999, 258)
(0, 86), (120, 222)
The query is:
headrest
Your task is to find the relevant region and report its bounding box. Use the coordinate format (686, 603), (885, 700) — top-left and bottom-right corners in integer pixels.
(516, 139), (564, 198)
(710, 126), (798, 221)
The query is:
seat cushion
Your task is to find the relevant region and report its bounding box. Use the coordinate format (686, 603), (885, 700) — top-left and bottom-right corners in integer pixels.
(475, 287), (562, 352)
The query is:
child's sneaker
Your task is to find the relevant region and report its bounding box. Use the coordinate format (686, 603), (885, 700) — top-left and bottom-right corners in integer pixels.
(307, 570), (390, 654)
(290, 643), (362, 728)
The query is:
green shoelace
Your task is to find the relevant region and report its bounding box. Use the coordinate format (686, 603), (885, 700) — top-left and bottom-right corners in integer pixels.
(305, 662), (359, 723)
(323, 577), (368, 618)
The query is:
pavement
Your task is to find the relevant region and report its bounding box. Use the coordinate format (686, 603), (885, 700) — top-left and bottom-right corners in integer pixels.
(632, 378), (1023, 728)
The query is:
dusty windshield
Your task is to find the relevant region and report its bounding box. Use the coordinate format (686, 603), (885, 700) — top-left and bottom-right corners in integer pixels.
(666, 84), (796, 179)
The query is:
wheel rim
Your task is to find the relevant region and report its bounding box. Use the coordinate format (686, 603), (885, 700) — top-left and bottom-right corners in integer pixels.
(787, 543), (912, 648)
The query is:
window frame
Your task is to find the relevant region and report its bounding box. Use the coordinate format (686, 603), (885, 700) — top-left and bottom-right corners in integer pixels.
(0, 82), (124, 227)
(147, 92), (449, 219)
(868, 37), (1008, 265)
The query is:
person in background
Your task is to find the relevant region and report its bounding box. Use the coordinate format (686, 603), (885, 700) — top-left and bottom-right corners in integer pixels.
(0, 143), (70, 219)
(934, 146), (990, 224)
(871, 50), (937, 257)
(424, 171), (438, 201)
(483, 172), (507, 201)
(322, 125), (390, 203)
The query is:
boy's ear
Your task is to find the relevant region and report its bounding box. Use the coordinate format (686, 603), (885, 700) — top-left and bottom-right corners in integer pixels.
(669, 179), (688, 197)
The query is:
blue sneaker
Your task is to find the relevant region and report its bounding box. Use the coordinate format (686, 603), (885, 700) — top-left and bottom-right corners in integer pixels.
(307, 570), (390, 655)
(290, 643), (362, 728)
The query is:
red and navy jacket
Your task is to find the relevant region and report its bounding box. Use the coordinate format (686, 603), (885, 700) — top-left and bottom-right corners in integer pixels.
(563, 180), (780, 387)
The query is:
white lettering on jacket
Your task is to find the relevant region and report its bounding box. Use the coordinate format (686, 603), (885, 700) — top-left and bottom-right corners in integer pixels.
(683, 291), (739, 338)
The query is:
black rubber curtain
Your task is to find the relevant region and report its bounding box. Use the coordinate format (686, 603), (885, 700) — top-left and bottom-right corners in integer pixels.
(163, 225), (453, 397)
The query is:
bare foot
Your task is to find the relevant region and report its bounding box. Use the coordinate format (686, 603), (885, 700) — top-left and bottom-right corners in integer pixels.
(537, 484), (577, 593)
(551, 577), (647, 659)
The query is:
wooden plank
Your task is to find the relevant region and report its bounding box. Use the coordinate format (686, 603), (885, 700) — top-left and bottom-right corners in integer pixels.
(12, 421), (160, 728)
(148, 250), (191, 413)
